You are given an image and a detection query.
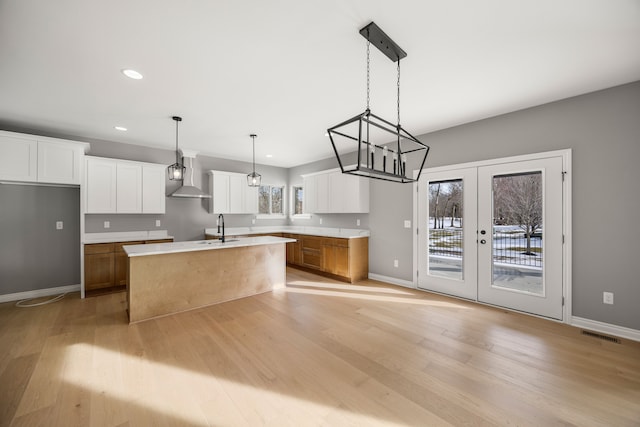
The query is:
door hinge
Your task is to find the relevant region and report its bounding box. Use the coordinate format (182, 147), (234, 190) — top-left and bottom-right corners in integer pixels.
(416, 228), (419, 235)
(562, 234), (565, 244)
(562, 296), (565, 306)
(562, 171), (566, 181)
(416, 270), (419, 278)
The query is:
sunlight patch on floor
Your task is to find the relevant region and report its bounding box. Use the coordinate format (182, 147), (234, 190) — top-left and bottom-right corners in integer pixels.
(287, 279), (415, 295)
(63, 343), (412, 426)
(285, 286), (471, 309)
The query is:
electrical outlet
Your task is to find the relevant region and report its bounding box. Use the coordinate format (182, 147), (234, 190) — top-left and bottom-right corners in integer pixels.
(104, 221), (110, 229)
(319, 218), (323, 225)
(394, 259), (399, 268)
(356, 219), (361, 226)
(603, 292), (614, 305)
(404, 220), (411, 228)
(155, 220), (161, 227)
(252, 218), (256, 225)
(56, 221), (63, 230)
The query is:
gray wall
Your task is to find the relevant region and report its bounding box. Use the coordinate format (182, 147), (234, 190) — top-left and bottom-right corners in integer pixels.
(0, 184), (80, 294)
(368, 81), (639, 330)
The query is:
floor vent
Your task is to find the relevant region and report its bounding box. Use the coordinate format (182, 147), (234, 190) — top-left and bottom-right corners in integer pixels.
(581, 330), (621, 344)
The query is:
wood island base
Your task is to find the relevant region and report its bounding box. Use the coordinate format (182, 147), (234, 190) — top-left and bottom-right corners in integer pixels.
(126, 242), (286, 323)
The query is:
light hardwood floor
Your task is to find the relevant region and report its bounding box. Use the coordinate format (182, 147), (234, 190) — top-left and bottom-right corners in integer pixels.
(1, 268), (639, 426)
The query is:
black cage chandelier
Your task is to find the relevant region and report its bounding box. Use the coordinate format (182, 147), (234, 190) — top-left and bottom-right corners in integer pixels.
(327, 22), (430, 183)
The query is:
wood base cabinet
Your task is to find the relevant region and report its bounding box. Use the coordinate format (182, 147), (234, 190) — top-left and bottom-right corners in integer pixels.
(288, 234), (368, 283)
(85, 238), (173, 296)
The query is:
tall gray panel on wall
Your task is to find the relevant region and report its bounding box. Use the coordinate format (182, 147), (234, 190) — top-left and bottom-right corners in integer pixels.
(0, 184), (80, 295)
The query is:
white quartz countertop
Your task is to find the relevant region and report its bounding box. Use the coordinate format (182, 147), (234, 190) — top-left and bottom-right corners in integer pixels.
(84, 230), (173, 244)
(204, 226), (370, 239)
(123, 236), (295, 257)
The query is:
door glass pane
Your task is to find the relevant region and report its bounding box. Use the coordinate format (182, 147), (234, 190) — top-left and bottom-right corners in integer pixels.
(428, 179), (463, 280)
(492, 172), (543, 295)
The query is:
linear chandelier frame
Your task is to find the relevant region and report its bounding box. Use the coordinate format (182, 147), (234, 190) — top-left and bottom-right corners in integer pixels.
(327, 21), (430, 183)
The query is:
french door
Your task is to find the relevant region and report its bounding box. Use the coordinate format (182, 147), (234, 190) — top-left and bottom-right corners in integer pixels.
(417, 153), (566, 320)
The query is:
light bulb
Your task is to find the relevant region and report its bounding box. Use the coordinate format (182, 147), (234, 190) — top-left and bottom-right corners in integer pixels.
(173, 169), (181, 179)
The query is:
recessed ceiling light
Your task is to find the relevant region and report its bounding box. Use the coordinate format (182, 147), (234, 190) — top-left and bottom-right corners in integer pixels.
(324, 132), (329, 137)
(266, 154), (273, 158)
(114, 126), (128, 131)
(122, 69), (143, 80)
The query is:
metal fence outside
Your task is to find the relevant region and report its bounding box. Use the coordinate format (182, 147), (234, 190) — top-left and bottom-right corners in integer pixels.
(429, 228), (542, 268)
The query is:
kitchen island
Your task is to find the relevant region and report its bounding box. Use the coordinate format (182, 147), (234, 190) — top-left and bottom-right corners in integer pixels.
(124, 236), (295, 323)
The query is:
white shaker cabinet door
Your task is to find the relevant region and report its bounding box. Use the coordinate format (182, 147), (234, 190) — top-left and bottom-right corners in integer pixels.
(86, 157), (117, 213)
(142, 164), (166, 213)
(0, 136), (37, 182)
(244, 184), (259, 214)
(37, 141), (82, 185)
(228, 174), (244, 213)
(210, 172), (230, 214)
(116, 162), (142, 213)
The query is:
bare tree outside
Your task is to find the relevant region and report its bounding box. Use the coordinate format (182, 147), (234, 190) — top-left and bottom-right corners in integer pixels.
(493, 172), (542, 255)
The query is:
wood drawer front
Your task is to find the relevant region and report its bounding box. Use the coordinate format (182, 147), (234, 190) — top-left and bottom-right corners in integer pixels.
(84, 243), (114, 255)
(322, 237), (349, 247)
(302, 236), (323, 251)
(302, 250), (322, 270)
(116, 241), (144, 253)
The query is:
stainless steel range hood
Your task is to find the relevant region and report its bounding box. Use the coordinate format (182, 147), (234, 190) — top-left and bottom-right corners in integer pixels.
(169, 150), (211, 199)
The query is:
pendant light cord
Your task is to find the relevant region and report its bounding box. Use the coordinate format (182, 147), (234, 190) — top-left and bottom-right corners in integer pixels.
(252, 135), (256, 174)
(366, 34), (370, 112)
(397, 59), (401, 127)
(175, 117), (180, 165)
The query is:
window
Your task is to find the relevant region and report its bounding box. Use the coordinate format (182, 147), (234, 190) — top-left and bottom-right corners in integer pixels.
(292, 186), (303, 215)
(258, 185), (285, 216)
(290, 185), (311, 219)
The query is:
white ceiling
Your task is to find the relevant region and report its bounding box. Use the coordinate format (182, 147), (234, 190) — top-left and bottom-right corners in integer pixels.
(1, 0), (639, 168)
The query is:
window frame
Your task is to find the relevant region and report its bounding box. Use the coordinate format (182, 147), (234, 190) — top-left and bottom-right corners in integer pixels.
(290, 184), (311, 219)
(256, 184), (287, 219)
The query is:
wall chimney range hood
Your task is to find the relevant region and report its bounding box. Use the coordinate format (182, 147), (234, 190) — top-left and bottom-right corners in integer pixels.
(169, 149), (211, 198)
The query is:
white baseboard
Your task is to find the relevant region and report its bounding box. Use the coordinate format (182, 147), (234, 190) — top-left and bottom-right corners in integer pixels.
(368, 273), (415, 289)
(0, 284), (80, 304)
(571, 316), (640, 343)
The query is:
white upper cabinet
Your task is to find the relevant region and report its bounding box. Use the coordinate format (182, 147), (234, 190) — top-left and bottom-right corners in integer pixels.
(142, 164), (166, 214)
(116, 162), (142, 213)
(0, 131), (87, 184)
(38, 140), (83, 184)
(0, 135), (38, 182)
(208, 170), (259, 214)
(86, 156), (166, 214)
(302, 169), (369, 214)
(86, 157), (117, 213)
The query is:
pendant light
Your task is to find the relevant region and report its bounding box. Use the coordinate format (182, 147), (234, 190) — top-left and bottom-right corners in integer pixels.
(167, 116), (185, 181)
(247, 134), (261, 187)
(167, 116), (186, 180)
(327, 22), (430, 183)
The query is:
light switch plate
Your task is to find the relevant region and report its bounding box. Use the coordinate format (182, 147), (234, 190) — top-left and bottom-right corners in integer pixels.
(56, 221), (63, 230)
(357, 219), (361, 226)
(603, 292), (614, 305)
(404, 220), (411, 228)
(319, 218), (323, 225)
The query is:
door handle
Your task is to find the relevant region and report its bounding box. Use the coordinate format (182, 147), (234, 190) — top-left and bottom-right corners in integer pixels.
(480, 239), (487, 244)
